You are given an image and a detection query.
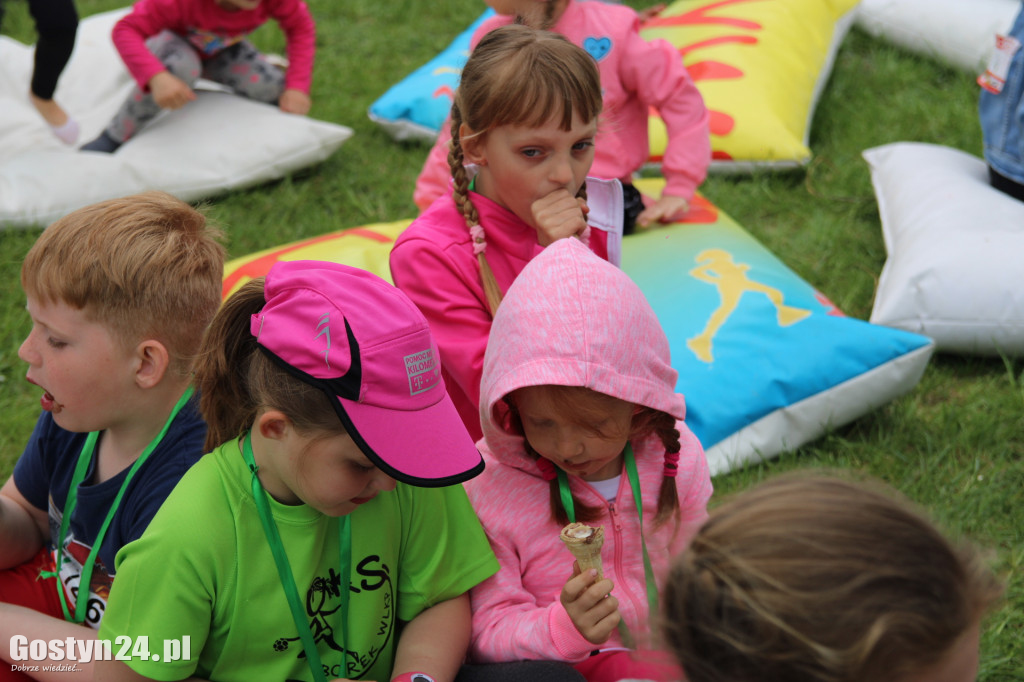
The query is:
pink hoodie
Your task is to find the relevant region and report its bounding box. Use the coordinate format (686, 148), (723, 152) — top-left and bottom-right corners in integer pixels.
(414, 0), (710, 211)
(463, 238), (712, 663)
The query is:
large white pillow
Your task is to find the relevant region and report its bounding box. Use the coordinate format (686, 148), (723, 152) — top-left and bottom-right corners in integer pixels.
(0, 9), (353, 228)
(864, 142), (1024, 356)
(855, 0), (1019, 73)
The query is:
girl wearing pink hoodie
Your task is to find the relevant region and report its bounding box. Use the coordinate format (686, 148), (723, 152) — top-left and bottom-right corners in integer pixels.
(464, 238), (713, 682)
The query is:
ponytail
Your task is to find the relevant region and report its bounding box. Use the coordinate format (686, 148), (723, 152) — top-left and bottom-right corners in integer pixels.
(194, 279), (266, 452)
(194, 279), (347, 453)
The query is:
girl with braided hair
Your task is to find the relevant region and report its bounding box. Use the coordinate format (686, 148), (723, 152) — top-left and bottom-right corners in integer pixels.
(460, 238), (711, 682)
(390, 23), (623, 442)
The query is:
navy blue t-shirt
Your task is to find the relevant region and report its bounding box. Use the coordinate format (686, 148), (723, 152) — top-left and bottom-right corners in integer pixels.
(12, 395), (206, 627)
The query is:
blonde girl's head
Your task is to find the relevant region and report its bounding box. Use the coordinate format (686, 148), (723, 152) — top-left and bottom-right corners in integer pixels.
(661, 473), (1004, 682)
(448, 23), (602, 315)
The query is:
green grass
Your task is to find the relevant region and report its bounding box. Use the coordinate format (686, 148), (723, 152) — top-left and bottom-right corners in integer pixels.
(2, 1), (1022, 677)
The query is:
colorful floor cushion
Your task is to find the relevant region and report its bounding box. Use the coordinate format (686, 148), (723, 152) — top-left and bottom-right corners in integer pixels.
(368, 9), (494, 142)
(224, 179), (934, 475)
(0, 8), (353, 228)
(222, 220), (411, 299)
(865, 142), (1024, 356)
(625, 178), (933, 474)
(855, 0), (1019, 73)
(368, 0), (858, 173)
(641, 0), (860, 172)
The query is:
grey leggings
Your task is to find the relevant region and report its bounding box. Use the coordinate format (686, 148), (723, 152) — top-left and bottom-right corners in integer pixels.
(104, 30), (285, 143)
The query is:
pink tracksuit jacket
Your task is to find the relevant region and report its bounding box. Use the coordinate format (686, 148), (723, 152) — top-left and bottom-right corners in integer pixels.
(389, 181), (621, 442)
(112, 0), (315, 94)
(414, 0), (710, 211)
(463, 238), (712, 663)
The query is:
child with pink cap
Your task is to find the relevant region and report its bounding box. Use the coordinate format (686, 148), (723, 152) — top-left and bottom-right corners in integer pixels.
(97, 260), (499, 682)
(463, 239), (713, 682)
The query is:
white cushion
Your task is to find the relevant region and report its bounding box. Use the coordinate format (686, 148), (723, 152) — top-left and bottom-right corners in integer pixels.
(855, 0), (1019, 73)
(0, 8), (353, 228)
(865, 142), (1024, 355)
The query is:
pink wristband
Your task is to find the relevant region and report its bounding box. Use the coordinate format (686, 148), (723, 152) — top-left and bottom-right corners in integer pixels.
(391, 674), (436, 682)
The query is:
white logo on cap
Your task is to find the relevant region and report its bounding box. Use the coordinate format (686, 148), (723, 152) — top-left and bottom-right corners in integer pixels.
(404, 349), (439, 396)
(316, 313), (331, 369)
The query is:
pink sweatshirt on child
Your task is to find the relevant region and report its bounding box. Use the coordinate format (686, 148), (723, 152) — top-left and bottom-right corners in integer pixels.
(112, 0), (315, 93)
(389, 183), (619, 442)
(463, 238), (712, 663)
(414, 0), (710, 211)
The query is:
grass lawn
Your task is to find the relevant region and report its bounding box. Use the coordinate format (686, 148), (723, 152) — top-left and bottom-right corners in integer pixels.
(2, 0), (1021, 677)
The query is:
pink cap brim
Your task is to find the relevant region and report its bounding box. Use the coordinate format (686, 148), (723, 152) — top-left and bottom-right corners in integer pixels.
(335, 391), (483, 487)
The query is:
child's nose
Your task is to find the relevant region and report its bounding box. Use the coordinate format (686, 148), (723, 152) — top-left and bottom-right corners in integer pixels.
(373, 469), (398, 493)
(17, 331), (39, 366)
(555, 434), (584, 462)
(549, 154), (574, 186)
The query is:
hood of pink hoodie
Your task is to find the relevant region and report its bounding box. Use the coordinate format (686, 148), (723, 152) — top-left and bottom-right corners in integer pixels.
(479, 238), (685, 473)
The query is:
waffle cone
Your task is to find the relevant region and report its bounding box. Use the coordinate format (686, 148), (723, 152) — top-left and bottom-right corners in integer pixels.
(560, 522), (605, 579)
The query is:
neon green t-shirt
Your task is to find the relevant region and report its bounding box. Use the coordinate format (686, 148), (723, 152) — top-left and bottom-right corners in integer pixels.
(99, 437), (499, 681)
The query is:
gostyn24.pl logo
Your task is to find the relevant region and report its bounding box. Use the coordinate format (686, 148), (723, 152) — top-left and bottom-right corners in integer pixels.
(10, 635), (191, 664)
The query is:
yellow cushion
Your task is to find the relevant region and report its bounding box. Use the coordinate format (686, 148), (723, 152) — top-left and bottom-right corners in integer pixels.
(221, 220), (411, 299)
(642, 0), (859, 169)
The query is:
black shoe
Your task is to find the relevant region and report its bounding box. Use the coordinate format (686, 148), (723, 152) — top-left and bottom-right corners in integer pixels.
(80, 131), (122, 153)
(622, 182), (643, 235)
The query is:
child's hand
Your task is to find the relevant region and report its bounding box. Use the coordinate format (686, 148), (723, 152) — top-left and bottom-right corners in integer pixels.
(636, 194), (689, 228)
(531, 189), (590, 246)
(149, 71), (196, 110)
(560, 564), (620, 645)
(279, 89), (312, 115)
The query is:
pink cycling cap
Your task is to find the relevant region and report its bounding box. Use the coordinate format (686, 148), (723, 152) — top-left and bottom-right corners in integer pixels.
(251, 260), (483, 487)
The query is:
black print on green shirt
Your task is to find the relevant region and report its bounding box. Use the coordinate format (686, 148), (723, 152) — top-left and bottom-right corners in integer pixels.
(276, 555), (394, 681)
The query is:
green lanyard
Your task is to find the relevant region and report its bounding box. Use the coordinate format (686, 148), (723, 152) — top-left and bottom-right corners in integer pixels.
(242, 434), (350, 682)
(556, 443), (659, 647)
(43, 386), (195, 624)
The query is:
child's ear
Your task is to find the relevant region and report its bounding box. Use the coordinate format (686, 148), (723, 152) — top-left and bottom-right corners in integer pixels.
(257, 410), (291, 442)
(134, 339), (170, 389)
(459, 123), (487, 166)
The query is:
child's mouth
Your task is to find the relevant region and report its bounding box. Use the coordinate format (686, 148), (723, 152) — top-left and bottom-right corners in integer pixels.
(30, 378), (63, 414)
(40, 391), (63, 414)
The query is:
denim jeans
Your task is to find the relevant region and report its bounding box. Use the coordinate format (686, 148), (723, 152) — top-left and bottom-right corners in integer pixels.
(980, 4), (1024, 189)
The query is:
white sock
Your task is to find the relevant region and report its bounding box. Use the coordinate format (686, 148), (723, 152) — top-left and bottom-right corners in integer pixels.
(50, 117), (80, 145)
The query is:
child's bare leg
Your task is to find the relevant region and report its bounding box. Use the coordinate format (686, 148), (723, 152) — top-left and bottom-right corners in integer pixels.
(29, 93), (69, 127)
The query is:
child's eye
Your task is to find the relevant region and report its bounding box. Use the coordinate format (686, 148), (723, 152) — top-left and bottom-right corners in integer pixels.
(349, 461), (374, 474)
(573, 140), (594, 152)
(521, 148), (543, 159)
(47, 337), (67, 349)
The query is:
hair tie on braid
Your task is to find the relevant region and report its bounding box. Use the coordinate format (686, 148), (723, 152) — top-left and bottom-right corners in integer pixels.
(663, 451), (681, 478)
(578, 225), (591, 247)
(536, 457), (558, 481)
(470, 224), (487, 255)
